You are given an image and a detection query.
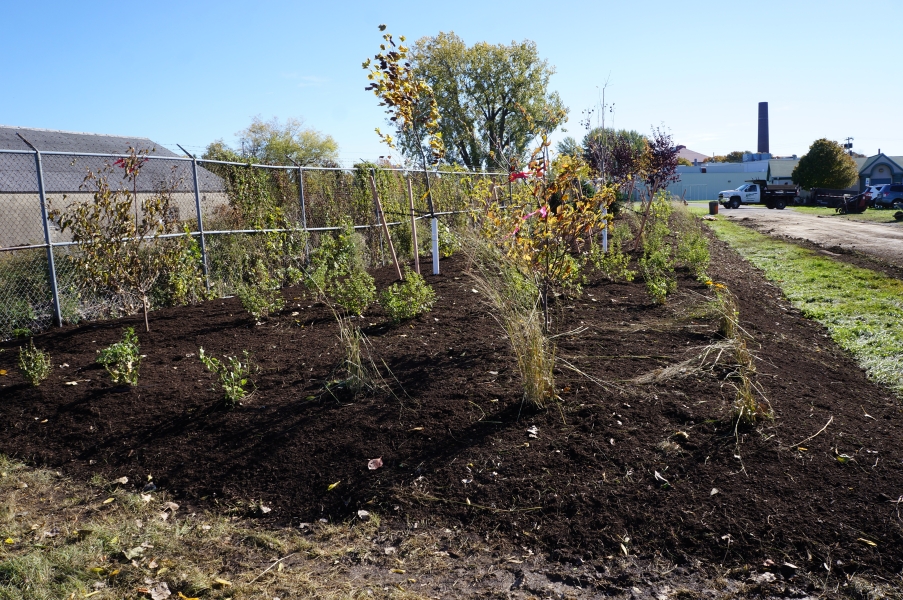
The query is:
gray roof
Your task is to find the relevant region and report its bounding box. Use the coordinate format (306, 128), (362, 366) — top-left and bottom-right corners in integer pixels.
(0, 126), (224, 194)
(859, 154), (903, 173)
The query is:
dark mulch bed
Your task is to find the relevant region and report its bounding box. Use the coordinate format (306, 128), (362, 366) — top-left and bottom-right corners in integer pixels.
(2, 235), (902, 579)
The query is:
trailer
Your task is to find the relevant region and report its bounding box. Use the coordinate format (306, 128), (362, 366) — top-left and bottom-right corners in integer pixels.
(718, 180), (800, 210)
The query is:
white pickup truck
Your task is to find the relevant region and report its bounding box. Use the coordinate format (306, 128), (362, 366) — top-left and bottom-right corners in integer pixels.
(718, 180), (799, 210)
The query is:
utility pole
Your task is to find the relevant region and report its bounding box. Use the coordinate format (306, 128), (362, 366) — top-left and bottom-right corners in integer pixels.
(844, 137), (854, 156)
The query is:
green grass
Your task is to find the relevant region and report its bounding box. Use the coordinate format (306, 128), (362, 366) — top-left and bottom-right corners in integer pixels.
(790, 205), (903, 224)
(705, 217), (903, 396)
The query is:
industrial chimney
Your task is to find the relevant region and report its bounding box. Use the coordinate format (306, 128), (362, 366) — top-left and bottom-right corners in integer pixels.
(757, 102), (769, 154)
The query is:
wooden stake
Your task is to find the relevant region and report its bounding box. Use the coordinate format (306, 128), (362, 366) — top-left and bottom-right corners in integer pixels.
(407, 178), (420, 275)
(369, 174), (403, 281)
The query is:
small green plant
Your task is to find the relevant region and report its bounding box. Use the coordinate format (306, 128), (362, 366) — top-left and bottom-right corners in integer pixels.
(674, 206), (710, 281)
(306, 220), (375, 315)
(638, 193), (676, 304)
(237, 273), (285, 321)
(12, 327), (32, 338)
(96, 327), (141, 386)
(379, 267), (437, 322)
(332, 269), (377, 316)
(589, 221), (635, 282)
(198, 347), (253, 407)
(18, 339), (52, 386)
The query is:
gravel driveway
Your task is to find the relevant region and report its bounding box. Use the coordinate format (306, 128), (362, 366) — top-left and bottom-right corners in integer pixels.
(720, 206), (903, 265)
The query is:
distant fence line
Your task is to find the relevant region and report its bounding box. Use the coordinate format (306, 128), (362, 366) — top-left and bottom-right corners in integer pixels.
(0, 147), (509, 339)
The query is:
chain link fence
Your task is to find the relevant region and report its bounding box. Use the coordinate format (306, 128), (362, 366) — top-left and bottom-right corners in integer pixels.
(0, 147), (507, 340)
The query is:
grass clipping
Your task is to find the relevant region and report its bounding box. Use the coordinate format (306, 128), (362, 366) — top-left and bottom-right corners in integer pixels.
(464, 237), (555, 409)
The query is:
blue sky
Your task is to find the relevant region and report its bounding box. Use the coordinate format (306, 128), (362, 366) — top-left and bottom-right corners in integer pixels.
(3, 0), (901, 164)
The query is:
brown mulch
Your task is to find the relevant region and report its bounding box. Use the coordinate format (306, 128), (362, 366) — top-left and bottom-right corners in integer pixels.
(2, 235), (902, 579)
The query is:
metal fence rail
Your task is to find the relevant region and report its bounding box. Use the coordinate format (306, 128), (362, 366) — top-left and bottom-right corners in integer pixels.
(0, 147), (508, 339)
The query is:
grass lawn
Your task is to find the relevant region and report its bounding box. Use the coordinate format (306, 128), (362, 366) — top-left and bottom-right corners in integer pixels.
(704, 216), (903, 396)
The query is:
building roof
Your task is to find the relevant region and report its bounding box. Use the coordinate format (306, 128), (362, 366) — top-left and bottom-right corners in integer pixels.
(0, 126), (223, 193)
(859, 153), (903, 173)
(677, 147), (709, 164)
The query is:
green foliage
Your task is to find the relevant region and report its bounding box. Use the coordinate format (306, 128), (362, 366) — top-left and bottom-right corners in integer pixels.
(406, 32), (565, 171)
(222, 116), (340, 166)
(236, 274), (285, 321)
(792, 138), (859, 190)
(589, 221), (635, 282)
(159, 225), (212, 306)
(638, 193), (676, 304)
(307, 220), (375, 315)
(673, 206), (710, 281)
(332, 269), (377, 316)
(677, 157), (693, 167)
(437, 220), (459, 258)
(50, 148), (186, 332)
(379, 267), (437, 322)
(198, 347), (253, 408)
(96, 327), (141, 386)
(18, 339), (52, 386)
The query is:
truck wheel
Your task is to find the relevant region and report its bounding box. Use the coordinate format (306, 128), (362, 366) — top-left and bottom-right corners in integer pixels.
(729, 198), (741, 209)
(765, 200), (775, 209)
(774, 199), (786, 210)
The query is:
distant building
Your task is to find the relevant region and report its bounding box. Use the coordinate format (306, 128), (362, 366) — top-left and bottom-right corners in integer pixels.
(0, 126), (226, 248)
(667, 151), (898, 200)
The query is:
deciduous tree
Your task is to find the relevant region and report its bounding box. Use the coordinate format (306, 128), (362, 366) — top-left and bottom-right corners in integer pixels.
(404, 32), (566, 171)
(792, 138), (859, 190)
(234, 116), (339, 166)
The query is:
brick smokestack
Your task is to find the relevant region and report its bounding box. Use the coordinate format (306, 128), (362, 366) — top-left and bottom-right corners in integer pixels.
(757, 102), (769, 154)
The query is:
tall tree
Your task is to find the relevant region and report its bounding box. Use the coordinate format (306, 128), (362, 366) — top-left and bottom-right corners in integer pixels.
(404, 32), (566, 171)
(792, 139), (859, 190)
(582, 127), (645, 181)
(723, 150), (753, 163)
(234, 116), (339, 166)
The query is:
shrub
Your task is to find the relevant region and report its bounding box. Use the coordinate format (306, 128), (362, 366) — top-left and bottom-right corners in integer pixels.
(96, 327), (141, 386)
(307, 220), (376, 315)
(674, 206), (710, 281)
(198, 348), (253, 408)
(331, 269), (376, 316)
(236, 271), (285, 321)
(638, 193), (676, 304)
(589, 221), (635, 282)
(18, 339), (52, 386)
(379, 267), (437, 322)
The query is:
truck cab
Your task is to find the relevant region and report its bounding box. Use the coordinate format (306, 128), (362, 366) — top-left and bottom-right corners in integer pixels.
(719, 183), (761, 209)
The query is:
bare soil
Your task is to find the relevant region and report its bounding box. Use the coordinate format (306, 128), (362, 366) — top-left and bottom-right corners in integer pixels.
(2, 233), (903, 593)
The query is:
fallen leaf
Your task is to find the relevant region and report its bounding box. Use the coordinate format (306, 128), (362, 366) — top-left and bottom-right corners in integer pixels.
(115, 477), (129, 485)
(148, 581), (171, 600)
(710, 488), (719, 496)
(526, 426), (539, 439)
(162, 502), (179, 511)
(178, 593), (200, 600)
(357, 510), (371, 519)
(212, 578), (232, 588)
(123, 546), (145, 560)
(368, 458), (383, 470)
(327, 481), (341, 491)
(857, 538), (877, 547)
(654, 471), (671, 487)
(4, 538), (15, 544)
(64, 381), (78, 386)
(0, 370), (6, 376)
(391, 568), (406, 574)
(102, 497), (115, 504)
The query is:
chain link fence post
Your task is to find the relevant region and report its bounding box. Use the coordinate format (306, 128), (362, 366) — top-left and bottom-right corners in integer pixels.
(189, 156), (211, 291)
(33, 150), (63, 327)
